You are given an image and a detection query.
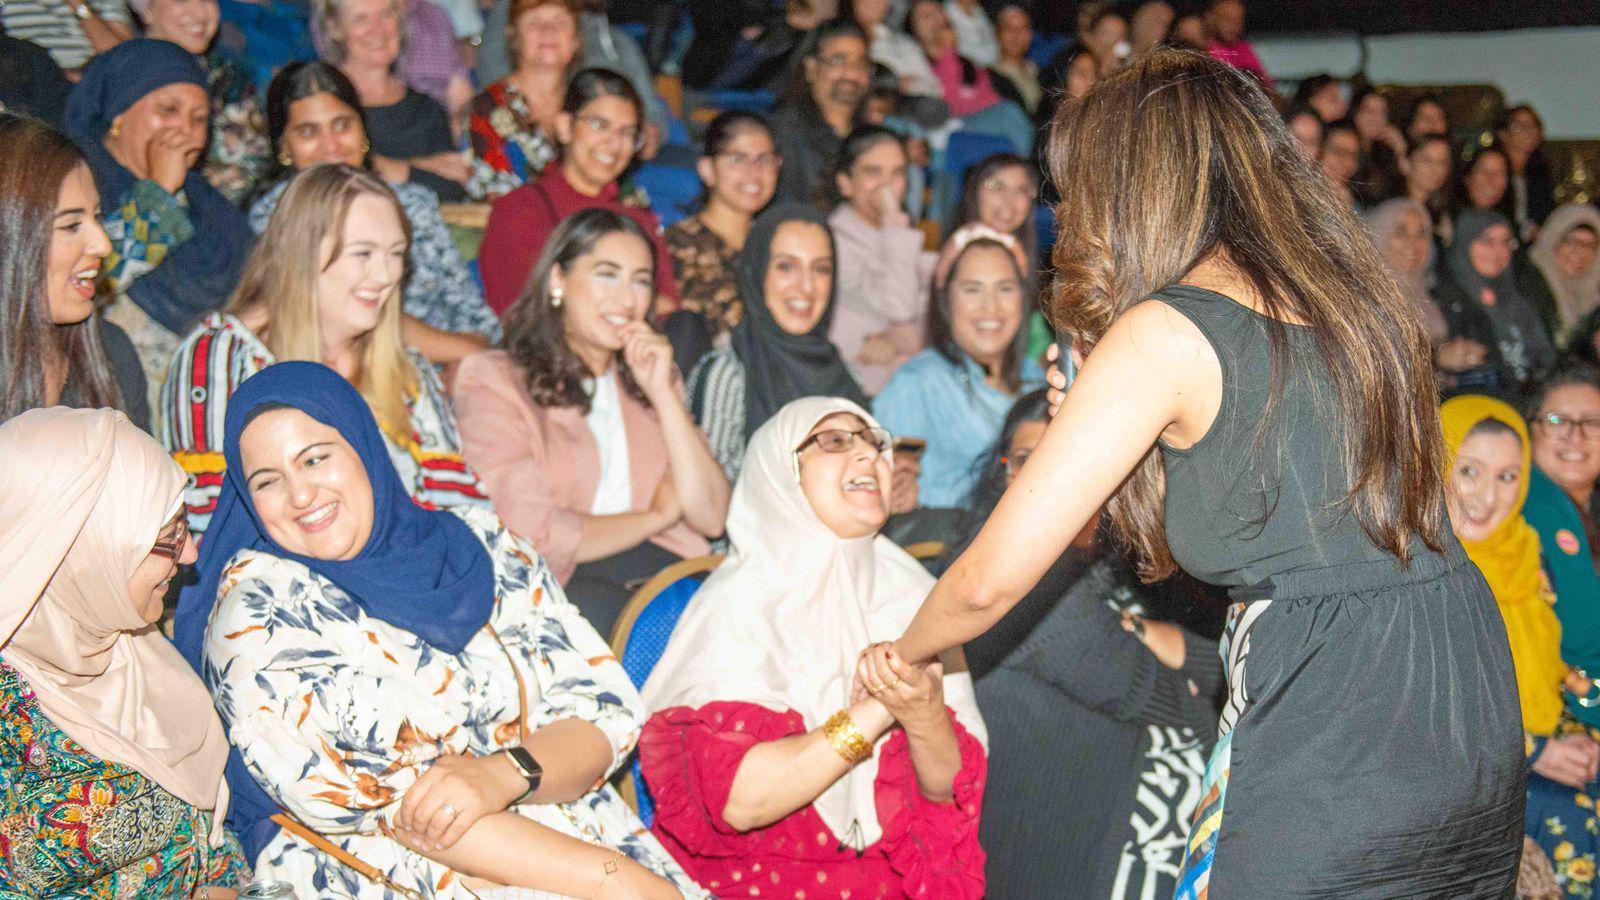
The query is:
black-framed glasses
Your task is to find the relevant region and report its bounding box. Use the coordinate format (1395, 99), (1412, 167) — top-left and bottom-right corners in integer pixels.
(1536, 411), (1600, 441)
(716, 151), (781, 170)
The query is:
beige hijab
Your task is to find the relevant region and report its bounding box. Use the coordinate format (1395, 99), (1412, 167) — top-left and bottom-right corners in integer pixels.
(641, 396), (986, 849)
(1531, 203), (1600, 335)
(0, 407), (231, 815)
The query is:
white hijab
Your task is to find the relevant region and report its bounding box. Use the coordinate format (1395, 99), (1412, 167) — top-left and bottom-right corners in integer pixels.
(641, 396), (986, 848)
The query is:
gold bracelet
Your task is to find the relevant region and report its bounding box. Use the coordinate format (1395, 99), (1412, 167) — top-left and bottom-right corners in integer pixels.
(823, 709), (873, 764)
(590, 846), (624, 899)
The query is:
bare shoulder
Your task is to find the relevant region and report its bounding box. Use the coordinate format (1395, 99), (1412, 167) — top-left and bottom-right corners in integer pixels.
(1096, 299), (1219, 379)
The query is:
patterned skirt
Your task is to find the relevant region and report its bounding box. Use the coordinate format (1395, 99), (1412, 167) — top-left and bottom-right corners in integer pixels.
(1174, 547), (1525, 898)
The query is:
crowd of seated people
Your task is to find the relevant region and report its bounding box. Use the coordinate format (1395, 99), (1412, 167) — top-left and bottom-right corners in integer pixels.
(5, 0), (1600, 895)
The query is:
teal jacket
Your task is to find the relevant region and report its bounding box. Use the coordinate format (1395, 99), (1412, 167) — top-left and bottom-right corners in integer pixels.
(1525, 466), (1600, 728)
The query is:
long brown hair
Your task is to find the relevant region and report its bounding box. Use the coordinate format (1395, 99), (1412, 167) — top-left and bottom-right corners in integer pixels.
(501, 207), (650, 412)
(1047, 49), (1447, 580)
(0, 113), (122, 422)
(225, 164), (416, 437)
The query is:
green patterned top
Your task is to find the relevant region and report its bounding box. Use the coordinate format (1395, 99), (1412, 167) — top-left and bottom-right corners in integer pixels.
(0, 661), (249, 898)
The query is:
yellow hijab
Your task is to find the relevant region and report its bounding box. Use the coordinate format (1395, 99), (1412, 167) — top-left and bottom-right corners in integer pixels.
(1441, 395), (1565, 734)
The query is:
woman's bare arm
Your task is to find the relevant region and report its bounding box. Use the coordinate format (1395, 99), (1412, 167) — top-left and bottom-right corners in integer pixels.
(722, 699), (896, 832)
(893, 300), (1220, 665)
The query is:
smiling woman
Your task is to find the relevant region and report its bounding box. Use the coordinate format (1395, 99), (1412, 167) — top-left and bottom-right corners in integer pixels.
(158, 163), (491, 535)
(0, 113), (148, 429)
(455, 207), (728, 634)
(477, 67), (678, 317)
(171, 361), (705, 898)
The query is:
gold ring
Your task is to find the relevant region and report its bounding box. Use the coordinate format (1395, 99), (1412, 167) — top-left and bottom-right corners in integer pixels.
(881, 677), (900, 691)
(867, 682), (885, 694)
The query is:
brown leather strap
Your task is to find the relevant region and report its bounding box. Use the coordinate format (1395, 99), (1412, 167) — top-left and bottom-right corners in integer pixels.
(269, 813), (426, 900)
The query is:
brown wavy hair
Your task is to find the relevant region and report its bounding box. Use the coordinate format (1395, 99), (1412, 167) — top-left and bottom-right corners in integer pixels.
(1046, 49), (1447, 580)
(500, 207), (650, 412)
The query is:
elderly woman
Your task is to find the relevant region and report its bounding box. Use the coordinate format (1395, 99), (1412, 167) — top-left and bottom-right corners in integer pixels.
(63, 39), (256, 374)
(1529, 204), (1600, 344)
(467, 0), (579, 197)
(640, 396), (989, 898)
(172, 361), (703, 898)
(0, 407), (247, 895)
(160, 163), (490, 534)
(252, 62), (499, 349)
(316, 0), (472, 201)
(134, 0), (270, 202)
(455, 209), (729, 636)
(0, 113), (147, 429)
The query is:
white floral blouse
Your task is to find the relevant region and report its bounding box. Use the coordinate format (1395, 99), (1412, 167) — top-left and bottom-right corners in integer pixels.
(200, 506), (707, 899)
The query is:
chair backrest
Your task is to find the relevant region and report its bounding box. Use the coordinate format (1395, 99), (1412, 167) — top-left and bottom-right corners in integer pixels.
(943, 131), (1016, 195)
(632, 162), (703, 229)
(609, 554), (723, 827)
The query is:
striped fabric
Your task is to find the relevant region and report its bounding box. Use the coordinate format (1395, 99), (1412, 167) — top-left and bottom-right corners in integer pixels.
(156, 312), (490, 533)
(684, 347), (748, 484)
(0, 0), (130, 69)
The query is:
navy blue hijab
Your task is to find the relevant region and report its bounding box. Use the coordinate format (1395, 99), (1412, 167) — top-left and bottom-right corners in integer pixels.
(63, 39), (254, 334)
(172, 361), (495, 857)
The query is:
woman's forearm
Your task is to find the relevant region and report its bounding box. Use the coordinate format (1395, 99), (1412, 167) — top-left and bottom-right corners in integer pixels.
(401, 316), (491, 365)
(410, 810), (674, 897)
(520, 718), (615, 804)
(655, 396), (730, 537)
(575, 510), (668, 562)
(901, 713), (961, 804)
(723, 700), (894, 832)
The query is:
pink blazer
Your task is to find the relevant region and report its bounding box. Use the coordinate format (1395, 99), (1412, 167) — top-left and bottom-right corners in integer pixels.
(453, 350), (711, 583)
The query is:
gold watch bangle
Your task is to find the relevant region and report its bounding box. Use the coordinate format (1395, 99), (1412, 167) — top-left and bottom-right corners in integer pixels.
(823, 709), (873, 764)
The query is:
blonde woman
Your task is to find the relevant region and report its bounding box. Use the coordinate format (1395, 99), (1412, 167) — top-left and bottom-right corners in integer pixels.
(158, 163), (489, 534)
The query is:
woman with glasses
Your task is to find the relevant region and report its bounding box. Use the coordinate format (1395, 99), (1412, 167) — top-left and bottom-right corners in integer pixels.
(875, 231), (1042, 510)
(640, 396), (988, 899)
(455, 208), (728, 636)
(479, 67), (678, 318)
(664, 112), (781, 364)
(1498, 104), (1557, 244)
(1529, 204), (1600, 345)
(1434, 209), (1556, 394)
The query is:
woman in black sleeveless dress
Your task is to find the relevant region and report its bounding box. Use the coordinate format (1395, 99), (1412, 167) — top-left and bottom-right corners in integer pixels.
(852, 50), (1525, 897)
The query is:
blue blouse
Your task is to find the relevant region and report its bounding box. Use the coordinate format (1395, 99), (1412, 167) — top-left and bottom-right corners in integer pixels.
(874, 347), (1043, 509)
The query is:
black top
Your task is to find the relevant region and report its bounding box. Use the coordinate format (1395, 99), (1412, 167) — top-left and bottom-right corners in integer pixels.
(365, 89), (466, 202)
(974, 557), (1223, 899)
(0, 35), (71, 126)
(1154, 285), (1409, 587)
(770, 103), (843, 208)
(54, 317), (148, 432)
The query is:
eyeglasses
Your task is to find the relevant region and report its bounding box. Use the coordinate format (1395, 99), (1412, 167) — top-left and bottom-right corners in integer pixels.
(717, 151), (781, 170)
(816, 53), (870, 73)
(576, 114), (642, 150)
(1001, 450), (1032, 477)
(149, 514), (190, 561)
(1536, 411), (1600, 442)
(796, 426), (892, 456)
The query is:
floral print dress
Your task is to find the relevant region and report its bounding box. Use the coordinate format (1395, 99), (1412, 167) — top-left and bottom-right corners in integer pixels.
(467, 79), (559, 199)
(200, 506), (708, 899)
(0, 662), (249, 897)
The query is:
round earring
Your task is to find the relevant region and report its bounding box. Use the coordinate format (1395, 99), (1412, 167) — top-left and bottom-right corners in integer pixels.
(107, 119), (121, 140)
(278, 147), (292, 167)
(550, 286), (564, 309)
(362, 139), (371, 155)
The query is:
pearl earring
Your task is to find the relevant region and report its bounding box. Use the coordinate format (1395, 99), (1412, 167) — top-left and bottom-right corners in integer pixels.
(550, 286), (564, 308)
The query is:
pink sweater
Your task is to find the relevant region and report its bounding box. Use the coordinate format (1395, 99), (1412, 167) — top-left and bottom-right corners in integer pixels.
(452, 350), (710, 583)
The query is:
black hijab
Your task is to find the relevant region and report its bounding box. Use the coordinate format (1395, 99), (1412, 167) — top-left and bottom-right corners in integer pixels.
(729, 202), (868, 437)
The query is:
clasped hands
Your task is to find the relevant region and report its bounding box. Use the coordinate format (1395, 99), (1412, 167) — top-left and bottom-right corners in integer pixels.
(850, 641), (945, 732)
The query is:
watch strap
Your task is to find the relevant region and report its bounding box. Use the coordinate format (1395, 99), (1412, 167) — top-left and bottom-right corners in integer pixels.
(502, 746), (542, 802)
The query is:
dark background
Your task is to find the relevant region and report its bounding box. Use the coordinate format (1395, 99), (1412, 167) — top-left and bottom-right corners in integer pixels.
(1030, 1), (1600, 37)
